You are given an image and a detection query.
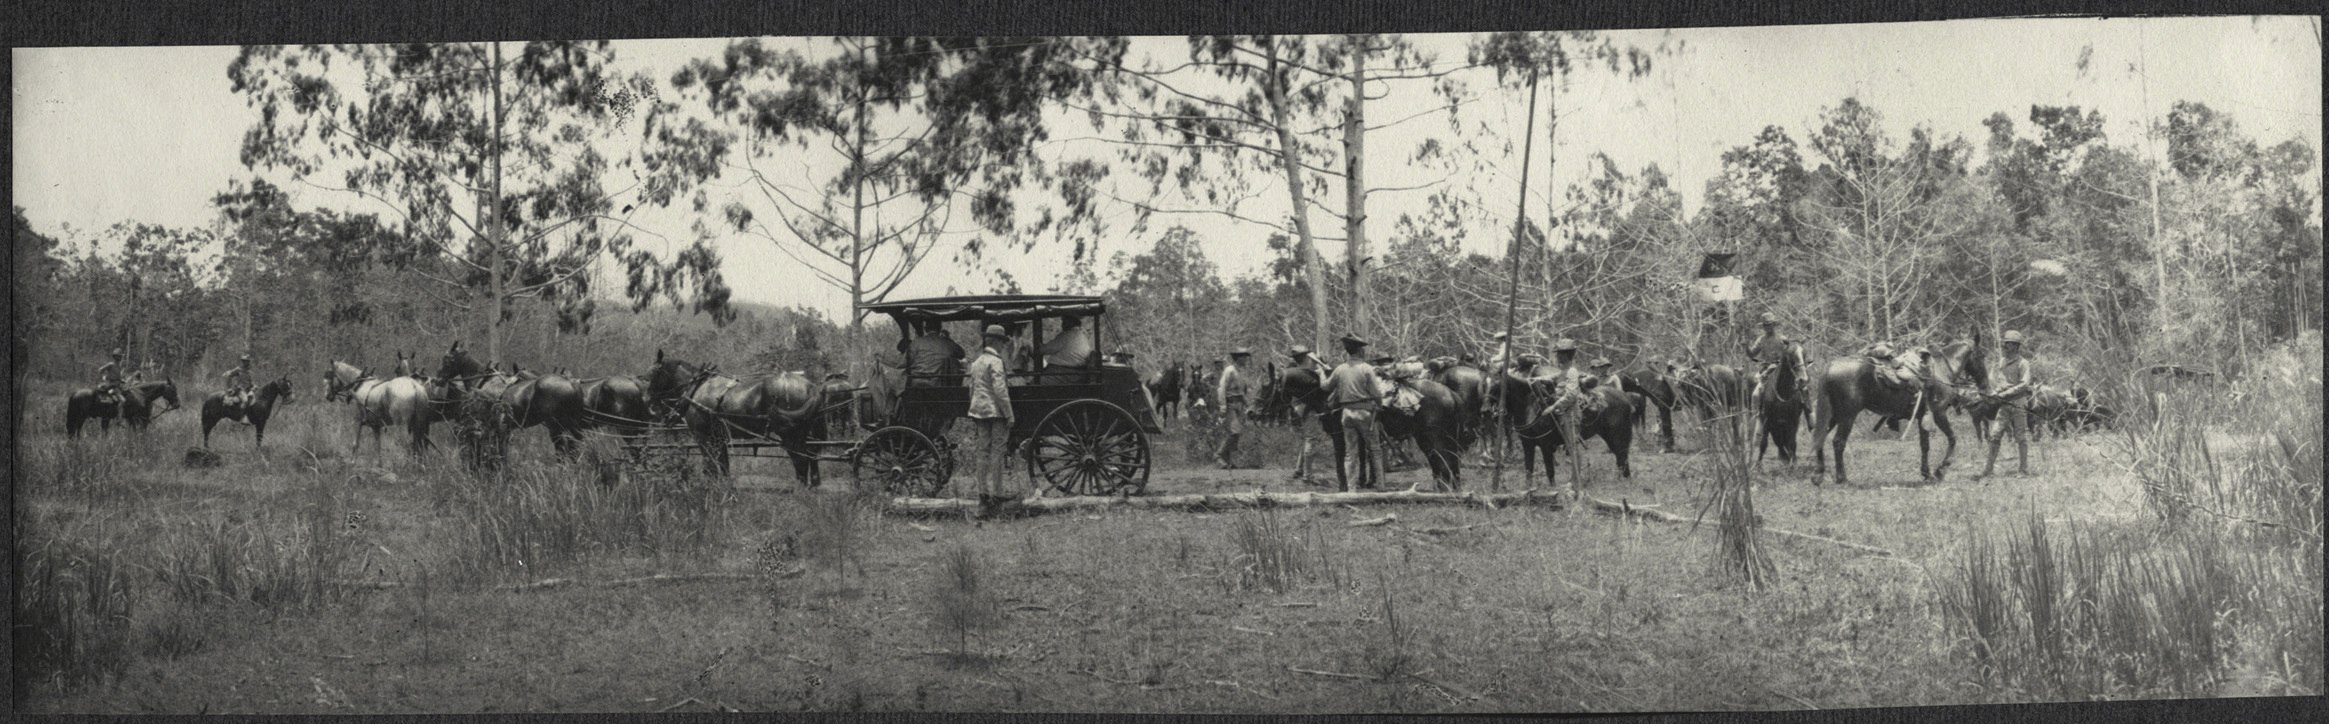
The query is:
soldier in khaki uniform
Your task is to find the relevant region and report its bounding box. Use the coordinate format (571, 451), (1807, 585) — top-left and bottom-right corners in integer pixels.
(1978, 330), (2036, 479)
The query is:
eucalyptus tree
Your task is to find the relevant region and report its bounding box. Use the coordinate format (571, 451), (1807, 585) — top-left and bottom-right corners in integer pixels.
(229, 40), (735, 367)
(669, 36), (1129, 328)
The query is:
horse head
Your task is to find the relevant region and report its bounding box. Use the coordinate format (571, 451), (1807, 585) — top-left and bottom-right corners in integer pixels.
(1928, 338), (1988, 390)
(438, 342), (486, 387)
(260, 376), (295, 405)
(143, 379), (183, 412)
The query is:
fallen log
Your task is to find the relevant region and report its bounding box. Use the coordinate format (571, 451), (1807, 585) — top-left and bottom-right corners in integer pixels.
(1584, 497), (1897, 558)
(883, 489), (1569, 517)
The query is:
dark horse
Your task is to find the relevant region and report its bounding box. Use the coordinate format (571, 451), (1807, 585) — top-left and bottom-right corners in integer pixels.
(1811, 336), (1988, 486)
(578, 375), (654, 443)
(1512, 379), (1636, 490)
(439, 345), (590, 456)
(1265, 364), (1353, 489)
(1755, 346), (1809, 465)
(644, 349), (829, 486)
(1426, 357), (1489, 455)
(1672, 363), (1750, 429)
(202, 376), (294, 449)
(1378, 376), (1470, 491)
(67, 379), (182, 438)
(1145, 362), (1186, 421)
(1615, 362), (1681, 453)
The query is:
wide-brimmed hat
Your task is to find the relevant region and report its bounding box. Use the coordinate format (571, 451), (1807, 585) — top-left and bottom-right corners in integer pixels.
(1339, 334), (1370, 348)
(1370, 355), (1396, 365)
(1590, 356), (1613, 368)
(1287, 344), (1311, 357)
(1518, 353), (1546, 365)
(1759, 312), (1777, 324)
(111, 348), (125, 357)
(240, 354), (251, 362)
(1230, 347), (1253, 357)
(2002, 330), (2025, 344)
(1491, 331), (1510, 341)
(1553, 338), (1578, 352)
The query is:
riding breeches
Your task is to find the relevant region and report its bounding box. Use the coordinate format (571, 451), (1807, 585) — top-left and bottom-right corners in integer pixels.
(1340, 405), (1387, 490)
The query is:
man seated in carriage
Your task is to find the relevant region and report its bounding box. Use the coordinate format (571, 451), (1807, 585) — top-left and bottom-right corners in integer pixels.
(907, 319), (966, 387)
(1040, 315), (1095, 370)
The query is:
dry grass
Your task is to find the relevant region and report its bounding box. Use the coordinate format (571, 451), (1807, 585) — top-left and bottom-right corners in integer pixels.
(12, 363), (2320, 713)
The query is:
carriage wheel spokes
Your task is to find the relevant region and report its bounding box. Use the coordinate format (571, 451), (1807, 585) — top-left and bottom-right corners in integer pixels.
(855, 426), (950, 497)
(1030, 400), (1151, 497)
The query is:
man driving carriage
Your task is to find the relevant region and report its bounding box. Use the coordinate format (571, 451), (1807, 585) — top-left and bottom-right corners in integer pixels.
(220, 354), (256, 408)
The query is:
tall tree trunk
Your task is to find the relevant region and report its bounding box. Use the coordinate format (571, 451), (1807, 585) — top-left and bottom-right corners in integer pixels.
(487, 41), (509, 367)
(1263, 38), (1331, 354)
(847, 48), (872, 374)
(1344, 35), (1370, 341)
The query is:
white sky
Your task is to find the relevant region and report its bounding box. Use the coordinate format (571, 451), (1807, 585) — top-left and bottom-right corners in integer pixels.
(14, 17), (2322, 322)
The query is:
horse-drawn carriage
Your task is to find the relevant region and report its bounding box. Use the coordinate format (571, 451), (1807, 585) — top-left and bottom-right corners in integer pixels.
(625, 295), (1163, 498)
(843, 295), (1164, 497)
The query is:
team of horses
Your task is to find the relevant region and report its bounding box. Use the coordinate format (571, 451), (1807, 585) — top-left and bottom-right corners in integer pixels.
(314, 344), (848, 486)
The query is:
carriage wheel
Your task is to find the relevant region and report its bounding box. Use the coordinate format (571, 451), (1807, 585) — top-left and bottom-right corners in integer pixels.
(1028, 400), (1151, 497)
(854, 426), (951, 497)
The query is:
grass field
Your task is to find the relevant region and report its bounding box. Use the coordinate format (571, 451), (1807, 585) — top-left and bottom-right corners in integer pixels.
(13, 353), (2322, 714)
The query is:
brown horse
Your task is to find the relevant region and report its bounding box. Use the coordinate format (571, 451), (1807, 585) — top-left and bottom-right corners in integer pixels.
(1426, 357), (1490, 454)
(1512, 380), (1636, 490)
(1811, 337), (1988, 486)
(1379, 376), (1469, 491)
(66, 379), (181, 438)
(202, 376), (294, 449)
(1266, 364), (1350, 488)
(710, 371), (830, 487)
(579, 375), (655, 442)
(1615, 362), (1681, 452)
(1754, 344), (1809, 465)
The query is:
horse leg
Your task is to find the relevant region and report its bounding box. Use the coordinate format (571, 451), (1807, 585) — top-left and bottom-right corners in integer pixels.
(1830, 411), (1857, 488)
(790, 429), (820, 489)
(1934, 405), (1959, 481)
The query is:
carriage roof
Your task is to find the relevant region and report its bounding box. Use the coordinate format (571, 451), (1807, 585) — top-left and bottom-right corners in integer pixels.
(859, 294), (1108, 324)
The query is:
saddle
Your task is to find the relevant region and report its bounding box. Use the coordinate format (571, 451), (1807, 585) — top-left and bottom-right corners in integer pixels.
(1866, 353), (1923, 391)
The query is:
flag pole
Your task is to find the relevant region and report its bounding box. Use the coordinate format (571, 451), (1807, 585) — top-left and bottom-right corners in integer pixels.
(1492, 65), (1541, 493)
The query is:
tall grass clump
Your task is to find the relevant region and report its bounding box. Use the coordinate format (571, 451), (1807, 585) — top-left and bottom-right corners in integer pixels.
(440, 452), (737, 584)
(925, 544), (1003, 663)
(13, 526), (139, 692)
(1224, 509), (1312, 594)
(1937, 334), (2322, 699)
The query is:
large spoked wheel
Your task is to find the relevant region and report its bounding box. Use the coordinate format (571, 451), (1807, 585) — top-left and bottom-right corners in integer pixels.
(1028, 400), (1151, 497)
(854, 426), (953, 497)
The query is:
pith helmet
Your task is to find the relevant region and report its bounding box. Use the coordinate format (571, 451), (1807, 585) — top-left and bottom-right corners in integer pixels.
(982, 324), (1009, 339)
(2002, 330), (2025, 344)
(1759, 312), (1778, 325)
(1590, 356), (1613, 369)
(111, 348), (125, 357)
(1553, 338), (1578, 352)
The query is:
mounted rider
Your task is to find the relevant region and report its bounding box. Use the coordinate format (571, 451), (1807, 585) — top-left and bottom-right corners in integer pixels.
(96, 348), (130, 406)
(221, 354), (256, 408)
(1978, 330), (2037, 479)
(1537, 338), (1605, 416)
(1746, 312), (1804, 400)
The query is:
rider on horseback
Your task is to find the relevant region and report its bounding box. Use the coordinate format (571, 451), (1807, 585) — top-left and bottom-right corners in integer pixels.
(1747, 312), (1804, 400)
(1538, 339), (1605, 416)
(96, 348), (129, 406)
(221, 354), (255, 408)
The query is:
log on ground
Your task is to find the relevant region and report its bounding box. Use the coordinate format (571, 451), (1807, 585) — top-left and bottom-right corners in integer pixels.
(881, 489), (1571, 517)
